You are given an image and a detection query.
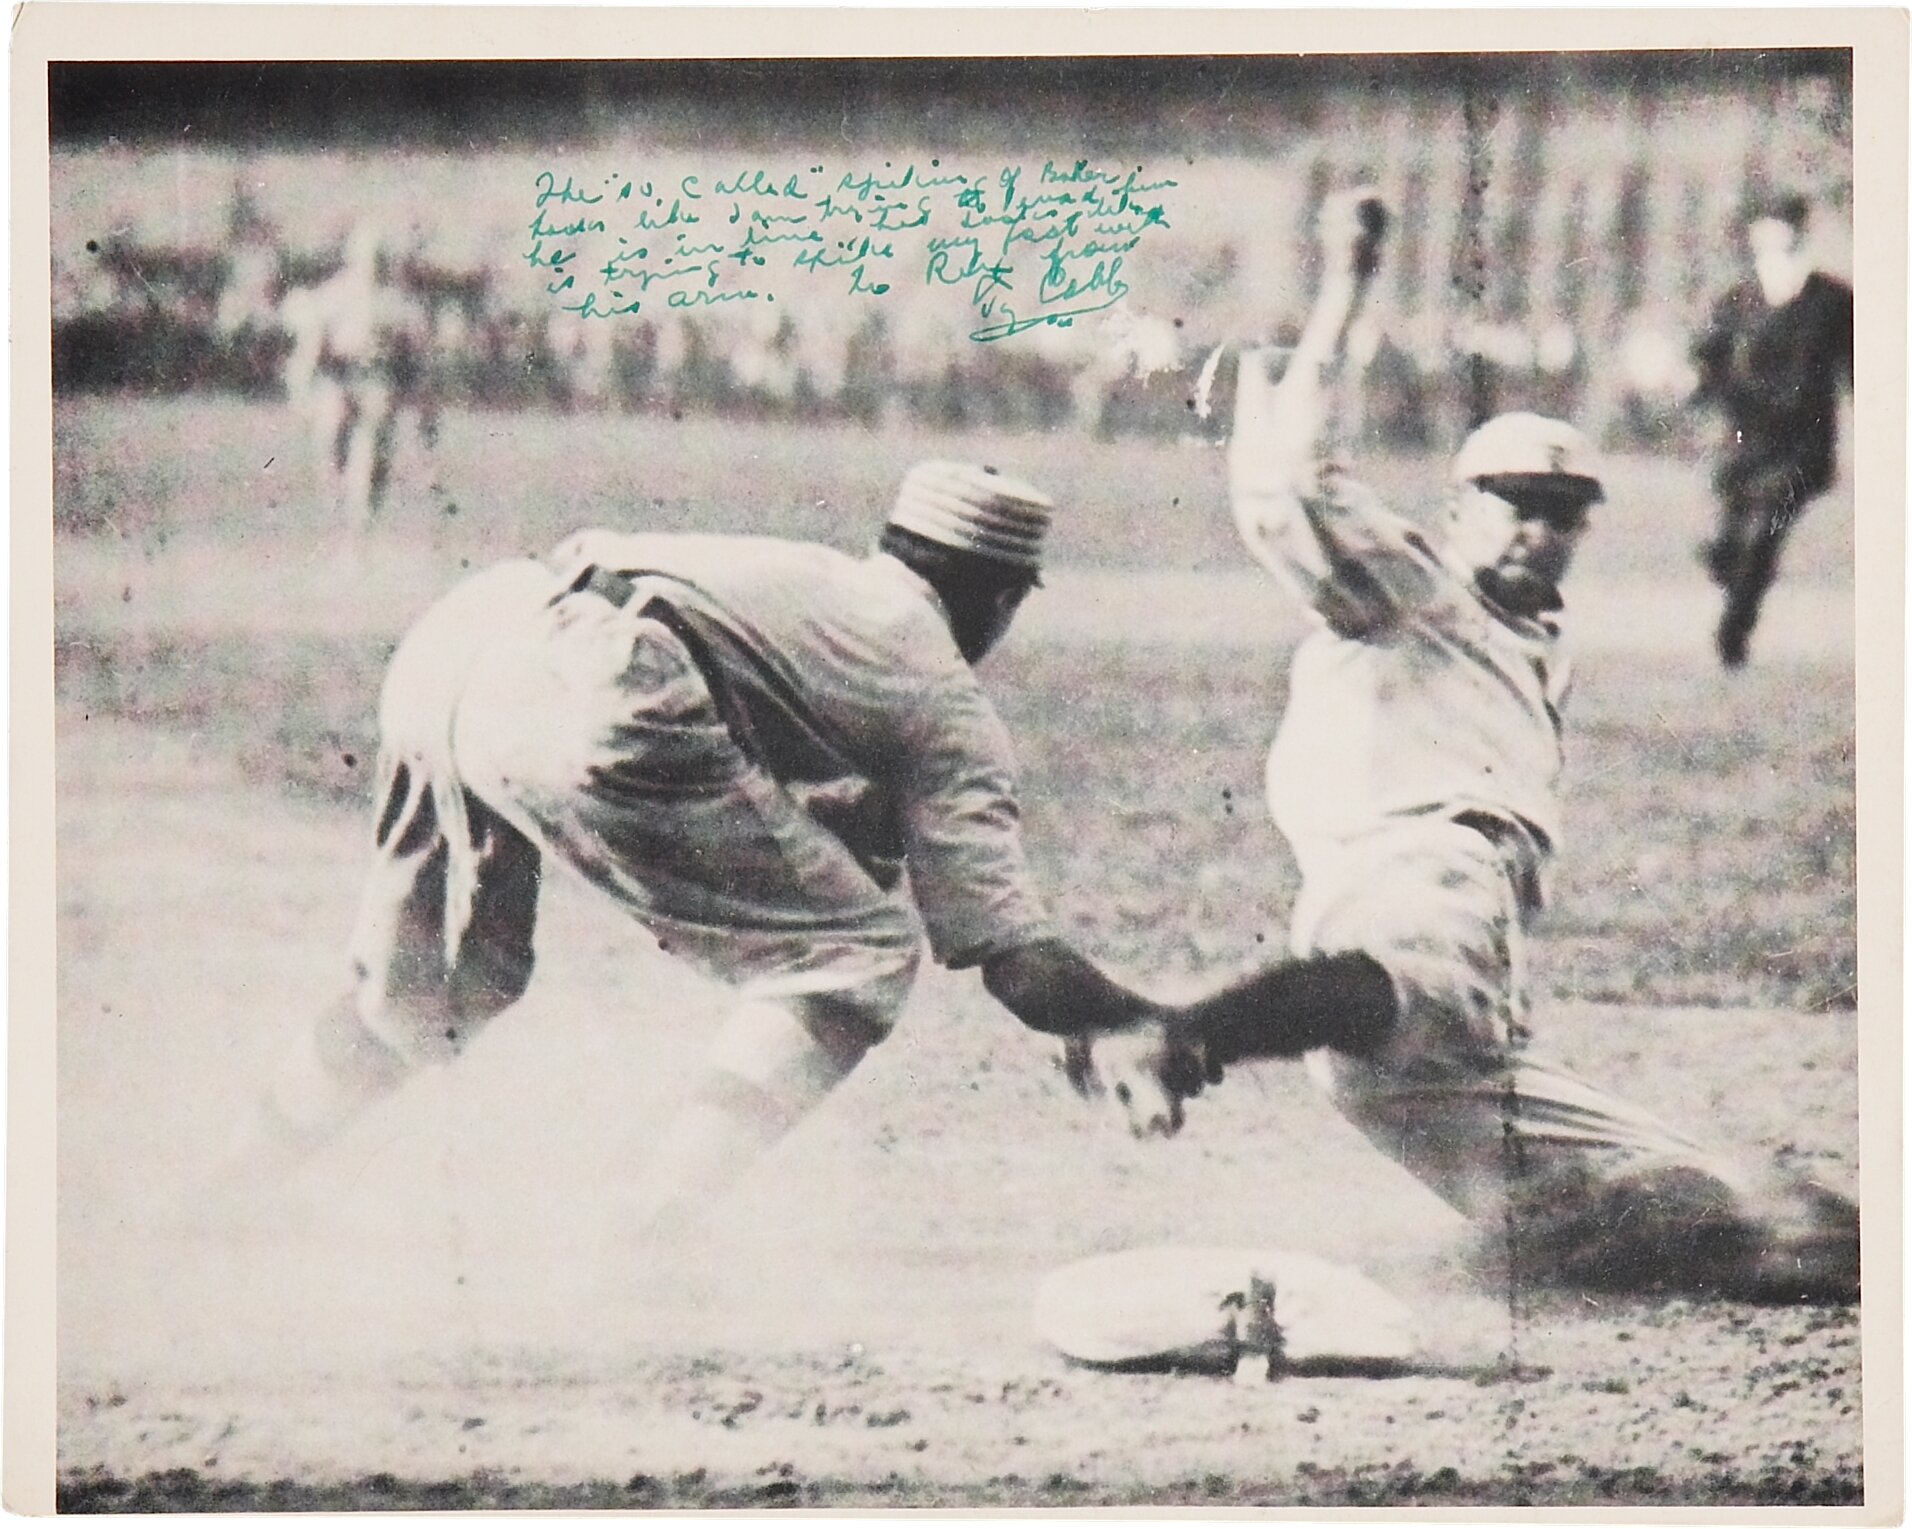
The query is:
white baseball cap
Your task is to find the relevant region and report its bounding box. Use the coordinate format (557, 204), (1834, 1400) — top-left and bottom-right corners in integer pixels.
(1451, 412), (1604, 505)
(888, 460), (1054, 574)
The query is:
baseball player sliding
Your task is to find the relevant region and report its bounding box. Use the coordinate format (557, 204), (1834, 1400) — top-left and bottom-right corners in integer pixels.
(226, 461), (1176, 1232)
(1077, 190), (1857, 1304)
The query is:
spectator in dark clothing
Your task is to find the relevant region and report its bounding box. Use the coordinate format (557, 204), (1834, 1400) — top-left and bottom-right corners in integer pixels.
(1692, 192), (1854, 668)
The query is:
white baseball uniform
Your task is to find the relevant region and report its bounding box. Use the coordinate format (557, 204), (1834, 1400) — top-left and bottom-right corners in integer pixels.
(1229, 425), (1743, 1235)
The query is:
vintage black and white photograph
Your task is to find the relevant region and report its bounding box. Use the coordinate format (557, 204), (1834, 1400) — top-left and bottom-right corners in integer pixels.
(18, 8), (1901, 1512)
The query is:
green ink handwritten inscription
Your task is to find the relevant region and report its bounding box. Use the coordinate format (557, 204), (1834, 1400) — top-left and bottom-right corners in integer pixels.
(523, 158), (1176, 341)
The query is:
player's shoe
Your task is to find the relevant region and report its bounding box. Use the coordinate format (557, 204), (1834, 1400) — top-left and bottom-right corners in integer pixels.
(1721, 1178), (1860, 1305)
(1491, 1162), (1858, 1305)
(1716, 613), (1752, 668)
(1488, 1161), (1780, 1299)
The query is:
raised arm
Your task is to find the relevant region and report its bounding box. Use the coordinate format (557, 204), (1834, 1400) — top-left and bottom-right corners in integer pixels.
(1229, 191), (1439, 633)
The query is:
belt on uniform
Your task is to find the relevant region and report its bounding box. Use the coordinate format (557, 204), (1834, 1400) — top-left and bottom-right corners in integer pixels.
(566, 562), (641, 609)
(1453, 809), (1529, 852)
(565, 563), (706, 655)
(1452, 809), (1545, 911)
(561, 562), (753, 745)
(562, 561), (720, 687)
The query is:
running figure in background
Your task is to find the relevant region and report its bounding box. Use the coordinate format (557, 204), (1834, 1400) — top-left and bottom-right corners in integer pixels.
(280, 223), (436, 538)
(1692, 191), (1854, 668)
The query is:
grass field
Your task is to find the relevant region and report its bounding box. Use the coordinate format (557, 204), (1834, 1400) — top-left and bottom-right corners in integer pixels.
(48, 396), (1867, 1507)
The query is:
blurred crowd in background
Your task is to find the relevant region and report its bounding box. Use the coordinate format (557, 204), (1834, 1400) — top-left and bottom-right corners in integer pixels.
(51, 59), (1850, 478)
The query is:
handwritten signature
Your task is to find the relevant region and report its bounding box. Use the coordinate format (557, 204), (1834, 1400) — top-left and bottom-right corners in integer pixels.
(524, 158), (1175, 342)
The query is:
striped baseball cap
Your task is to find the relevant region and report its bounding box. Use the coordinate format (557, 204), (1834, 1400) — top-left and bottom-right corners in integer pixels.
(887, 460), (1054, 574)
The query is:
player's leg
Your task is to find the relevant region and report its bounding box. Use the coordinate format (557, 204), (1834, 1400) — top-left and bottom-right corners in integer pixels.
(297, 374), (350, 507)
(1714, 457), (1804, 667)
(453, 586), (922, 1233)
(554, 760), (920, 1235)
(225, 754), (542, 1182)
(616, 969), (916, 1234)
(1187, 822), (1846, 1298)
(1311, 833), (1853, 1299)
(1470, 1121), (1857, 1303)
(1700, 454), (1756, 589)
(340, 376), (396, 536)
(365, 396), (401, 522)
(1186, 825), (1667, 1208)
(223, 560), (555, 1186)
(415, 379), (443, 449)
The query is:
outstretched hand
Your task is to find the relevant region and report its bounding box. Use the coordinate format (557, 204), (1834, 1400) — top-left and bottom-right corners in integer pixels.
(1318, 187), (1390, 283)
(1060, 1013), (1217, 1139)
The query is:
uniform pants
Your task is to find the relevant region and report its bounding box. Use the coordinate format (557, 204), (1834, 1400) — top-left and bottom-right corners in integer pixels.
(1708, 451), (1829, 654)
(349, 559), (922, 1075)
(1293, 820), (1759, 1293)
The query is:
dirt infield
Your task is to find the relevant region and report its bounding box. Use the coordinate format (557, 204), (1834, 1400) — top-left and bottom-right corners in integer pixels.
(52, 708), (1863, 1508)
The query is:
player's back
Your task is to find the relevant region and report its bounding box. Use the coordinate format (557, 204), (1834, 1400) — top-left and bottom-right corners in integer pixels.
(548, 528), (981, 784)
